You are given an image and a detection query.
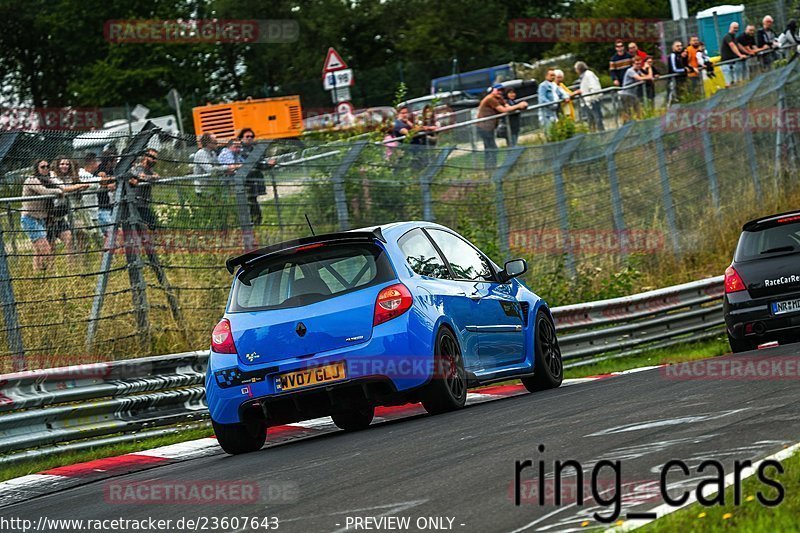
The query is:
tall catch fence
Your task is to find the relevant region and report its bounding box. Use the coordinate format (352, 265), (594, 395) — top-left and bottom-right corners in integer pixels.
(0, 62), (798, 372)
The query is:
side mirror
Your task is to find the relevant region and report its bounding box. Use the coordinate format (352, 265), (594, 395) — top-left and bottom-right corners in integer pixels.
(499, 258), (527, 282)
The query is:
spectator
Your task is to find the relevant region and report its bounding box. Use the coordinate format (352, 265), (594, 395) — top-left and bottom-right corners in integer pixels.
(381, 117), (400, 159)
(417, 105), (439, 146)
(758, 16), (780, 67)
(238, 127), (266, 225)
(391, 106), (416, 139)
(502, 88), (522, 146)
(736, 25), (763, 81)
(721, 22), (748, 86)
(129, 148), (160, 230)
(477, 84), (527, 170)
(572, 61), (605, 132)
(778, 19), (800, 61)
(218, 139), (244, 175)
(21, 160), (67, 270)
(686, 36), (702, 98)
(667, 40), (689, 101)
(627, 42), (648, 61)
(537, 69), (561, 127)
(609, 40), (633, 87)
(77, 153), (105, 245)
(96, 148), (118, 242)
(553, 69), (575, 120)
(620, 56), (653, 119)
(193, 133), (219, 195)
(642, 57), (659, 101)
(49, 156), (88, 254)
(696, 42), (716, 80)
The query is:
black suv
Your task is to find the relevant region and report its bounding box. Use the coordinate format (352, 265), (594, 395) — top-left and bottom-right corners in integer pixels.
(724, 210), (800, 352)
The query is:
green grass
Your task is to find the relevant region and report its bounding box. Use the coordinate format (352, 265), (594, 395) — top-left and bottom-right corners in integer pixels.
(0, 425), (214, 483)
(563, 337), (730, 379)
(642, 449), (800, 532)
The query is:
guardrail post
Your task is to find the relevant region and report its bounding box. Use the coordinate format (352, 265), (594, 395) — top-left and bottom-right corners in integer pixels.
(0, 222), (24, 370)
(87, 123), (159, 353)
(492, 147), (525, 261)
(331, 141), (367, 231)
(604, 123), (633, 258)
(553, 136), (584, 278)
(419, 147), (454, 222)
(233, 142), (269, 251)
(653, 124), (681, 259)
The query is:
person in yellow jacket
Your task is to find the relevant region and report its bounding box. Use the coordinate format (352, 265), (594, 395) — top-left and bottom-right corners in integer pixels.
(553, 69), (575, 120)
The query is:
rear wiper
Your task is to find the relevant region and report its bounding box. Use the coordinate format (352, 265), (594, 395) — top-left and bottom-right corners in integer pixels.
(760, 246), (797, 254)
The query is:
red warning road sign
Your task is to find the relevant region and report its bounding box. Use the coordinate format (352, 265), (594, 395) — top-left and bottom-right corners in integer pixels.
(322, 47), (348, 75)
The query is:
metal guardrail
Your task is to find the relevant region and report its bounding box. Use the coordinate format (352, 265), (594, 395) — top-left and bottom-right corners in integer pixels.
(0, 276), (725, 463)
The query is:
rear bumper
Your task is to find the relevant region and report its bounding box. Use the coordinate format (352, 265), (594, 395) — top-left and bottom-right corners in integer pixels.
(205, 313), (434, 424)
(724, 292), (800, 341)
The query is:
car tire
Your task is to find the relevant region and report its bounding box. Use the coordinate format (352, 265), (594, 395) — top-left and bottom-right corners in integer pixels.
(212, 419), (267, 455)
(522, 310), (564, 392)
(331, 405), (375, 431)
(728, 333), (756, 353)
(421, 327), (467, 415)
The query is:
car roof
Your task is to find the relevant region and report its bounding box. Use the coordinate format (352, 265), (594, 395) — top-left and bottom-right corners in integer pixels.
(742, 210), (800, 231)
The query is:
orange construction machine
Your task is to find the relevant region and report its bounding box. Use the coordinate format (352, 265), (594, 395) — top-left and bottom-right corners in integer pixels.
(192, 96), (303, 140)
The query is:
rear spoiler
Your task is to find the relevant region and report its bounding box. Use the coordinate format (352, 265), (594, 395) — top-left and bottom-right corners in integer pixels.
(743, 211), (800, 232)
(225, 227), (387, 274)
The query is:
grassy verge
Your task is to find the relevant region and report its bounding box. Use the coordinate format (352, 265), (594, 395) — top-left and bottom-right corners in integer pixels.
(0, 425), (214, 483)
(564, 337), (730, 379)
(642, 448), (800, 532)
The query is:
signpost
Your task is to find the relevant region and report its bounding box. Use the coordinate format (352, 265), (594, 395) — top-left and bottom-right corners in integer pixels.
(322, 47), (354, 125)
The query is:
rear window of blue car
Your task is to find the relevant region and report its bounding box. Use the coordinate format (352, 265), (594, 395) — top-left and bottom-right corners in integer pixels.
(229, 243), (394, 312)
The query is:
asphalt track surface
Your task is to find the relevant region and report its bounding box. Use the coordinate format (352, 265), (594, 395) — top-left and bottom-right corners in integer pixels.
(2, 344), (800, 532)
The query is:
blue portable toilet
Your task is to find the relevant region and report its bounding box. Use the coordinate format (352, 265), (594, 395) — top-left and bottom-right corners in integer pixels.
(697, 5), (745, 56)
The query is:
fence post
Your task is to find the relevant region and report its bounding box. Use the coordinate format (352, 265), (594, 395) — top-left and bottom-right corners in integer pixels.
(701, 92), (725, 212)
(604, 122), (633, 258)
(491, 147), (525, 261)
(419, 147), (454, 222)
(121, 179), (152, 353)
(553, 136), (584, 278)
(233, 142), (270, 251)
(0, 223), (24, 370)
(331, 141), (367, 231)
(86, 123), (159, 352)
(653, 124), (681, 259)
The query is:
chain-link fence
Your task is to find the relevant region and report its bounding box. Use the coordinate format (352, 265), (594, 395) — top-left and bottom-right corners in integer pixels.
(0, 60), (798, 372)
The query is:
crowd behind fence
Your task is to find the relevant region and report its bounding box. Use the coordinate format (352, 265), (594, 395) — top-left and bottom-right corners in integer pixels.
(0, 60), (797, 372)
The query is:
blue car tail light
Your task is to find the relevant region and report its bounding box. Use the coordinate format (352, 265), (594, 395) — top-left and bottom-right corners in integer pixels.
(212, 318), (238, 353)
(373, 283), (413, 326)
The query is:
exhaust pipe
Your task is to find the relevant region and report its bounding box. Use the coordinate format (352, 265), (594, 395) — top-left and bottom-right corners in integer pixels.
(753, 321), (767, 336)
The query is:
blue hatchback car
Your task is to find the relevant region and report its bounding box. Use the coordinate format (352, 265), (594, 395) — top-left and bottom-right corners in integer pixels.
(206, 222), (563, 454)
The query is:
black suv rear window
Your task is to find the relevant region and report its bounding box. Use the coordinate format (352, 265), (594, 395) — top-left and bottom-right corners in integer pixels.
(735, 222), (800, 262)
(229, 243), (393, 312)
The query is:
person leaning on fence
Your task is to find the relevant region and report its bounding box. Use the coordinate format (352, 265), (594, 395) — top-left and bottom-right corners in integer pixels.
(778, 19), (800, 62)
(477, 84), (528, 170)
(609, 40), (633, 87)
(685, 36), (703, 98)
(572, 61), (604, 132)
(553, 69), (575, 120)
(129, 148), (160, 230)
(758, 16), (780, 68)
(667, 40), (689, 102)
(192, 133), (219, 196)
(76, 153), (106, 246)
(737, 25), (764, 81)
(503, 88), (522, 146)
(620, 56), (653, 120)
(238, 127), (266, 226)
(96, 148), (119, 245)
(537, 69), (561, 128)
(720, 22), (748, 86)
(21, 160), (75, 271)
(49, 155), (89, 255)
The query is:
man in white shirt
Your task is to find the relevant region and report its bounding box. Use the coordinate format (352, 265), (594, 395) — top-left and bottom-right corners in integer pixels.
(193, 133), (220, 195)
(572, 61), (605, 132)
